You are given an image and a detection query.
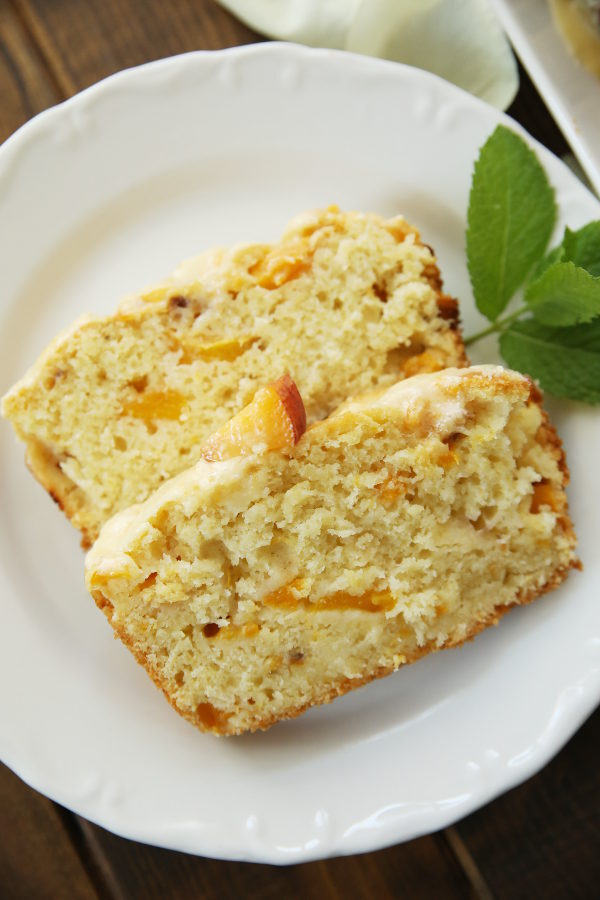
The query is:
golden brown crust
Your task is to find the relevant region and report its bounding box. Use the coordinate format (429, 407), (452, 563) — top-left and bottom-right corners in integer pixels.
(526, 393), (580, 560)
(25, 440), (95, 548)
(421, 242), (467, 367)
(447, 328), (469, 369)
(418, 239), (466, 361)
(436, 293), (460, 324)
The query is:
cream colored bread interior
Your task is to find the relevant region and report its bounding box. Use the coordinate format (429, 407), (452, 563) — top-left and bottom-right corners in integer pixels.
(85, 366), (578, 736)
(1, 207), (466, 545)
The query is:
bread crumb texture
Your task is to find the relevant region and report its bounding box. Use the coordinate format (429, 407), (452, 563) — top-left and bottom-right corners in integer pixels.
(1, 207), (466, 545)
(85, 366), (578, 736)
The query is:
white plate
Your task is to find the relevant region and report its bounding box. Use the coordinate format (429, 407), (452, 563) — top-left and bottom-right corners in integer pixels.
(492, 0), (600, 196)
(0, 43), (599, 865)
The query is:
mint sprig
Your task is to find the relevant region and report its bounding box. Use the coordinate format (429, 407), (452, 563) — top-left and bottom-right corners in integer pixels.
(465, 124), (600, 404)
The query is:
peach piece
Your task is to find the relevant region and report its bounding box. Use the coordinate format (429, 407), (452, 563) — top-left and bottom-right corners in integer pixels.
(201, 375), (306, 461)
(120, 390), (186, 421)
(248, 241), (312, 289)
(401, 349), (446, 378)
(261, 581), (397, 613)
(376, 473), (413, 505)
(176, 335), (258, 365)
(531, 481), (562, 513)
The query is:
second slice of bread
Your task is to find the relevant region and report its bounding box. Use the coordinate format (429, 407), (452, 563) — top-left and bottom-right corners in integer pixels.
(85, 366), (578, 735)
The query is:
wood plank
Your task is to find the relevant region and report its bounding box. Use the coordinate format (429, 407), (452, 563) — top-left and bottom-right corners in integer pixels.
(454, 707), (600, 899)
(15, 0), (262, 95)
(70, 820), (474, 900)
(0, 1), (60, 143)
(0, 764), (99, 900)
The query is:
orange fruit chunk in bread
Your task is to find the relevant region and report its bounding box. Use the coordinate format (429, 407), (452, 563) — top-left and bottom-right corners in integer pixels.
(201, 375), (306, 461)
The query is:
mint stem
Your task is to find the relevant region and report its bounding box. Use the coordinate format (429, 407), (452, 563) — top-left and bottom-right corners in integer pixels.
(464, 305), (528, 346)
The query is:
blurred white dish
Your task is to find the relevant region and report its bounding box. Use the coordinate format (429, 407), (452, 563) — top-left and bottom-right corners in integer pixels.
(0, 43), (599, 864)
(492, 0), (600, 195)
(218, 0), (518, 109)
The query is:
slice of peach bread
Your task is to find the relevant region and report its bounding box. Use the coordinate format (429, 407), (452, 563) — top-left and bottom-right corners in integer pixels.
(85, 367), (578, 736)
(1, 206), (466, 546)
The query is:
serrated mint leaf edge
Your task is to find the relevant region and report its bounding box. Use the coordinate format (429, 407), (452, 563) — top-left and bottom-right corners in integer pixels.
(524, 260), (600, 326)
(563, 221), (600, 277)
(528, 244), (565, 283)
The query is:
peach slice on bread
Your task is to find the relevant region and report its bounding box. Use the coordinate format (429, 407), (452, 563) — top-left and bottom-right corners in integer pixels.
(201, 375), (306, 461)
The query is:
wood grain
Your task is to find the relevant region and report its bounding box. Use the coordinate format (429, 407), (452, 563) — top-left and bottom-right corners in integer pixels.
(65, 820), (474, 900)
(0, 764), (98, 900)
(13, 0), (262, 95)
(0, 0), (60, 143)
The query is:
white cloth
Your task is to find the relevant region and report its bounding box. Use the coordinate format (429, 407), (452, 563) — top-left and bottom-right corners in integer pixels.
(218, 0), (518, 109)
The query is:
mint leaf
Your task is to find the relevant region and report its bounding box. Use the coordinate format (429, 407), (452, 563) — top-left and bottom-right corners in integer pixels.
(563, 222), (600, 276)
(525, 221), (600, 291)
(499, 318), (600, 403)
(525, 260), (600, 325)
(466, 125), (556, 321)
(528, 243), (565, 282)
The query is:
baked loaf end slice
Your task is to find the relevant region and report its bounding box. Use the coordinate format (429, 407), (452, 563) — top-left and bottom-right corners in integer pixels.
(85, 366), (578, 736)
(1, 206), (466, 546)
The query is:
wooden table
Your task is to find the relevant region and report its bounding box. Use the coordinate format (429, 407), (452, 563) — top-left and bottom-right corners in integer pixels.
(1, 2), (598, 897)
